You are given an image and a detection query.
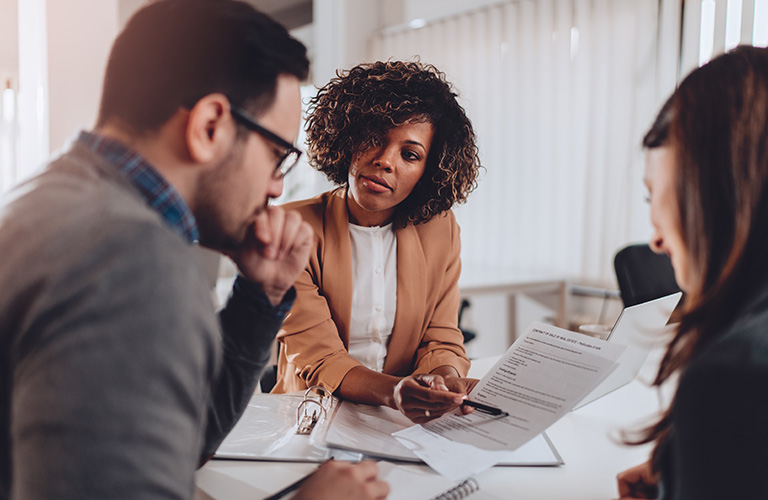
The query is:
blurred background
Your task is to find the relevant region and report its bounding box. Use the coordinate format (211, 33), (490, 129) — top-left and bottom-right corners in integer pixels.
(1, 0), (766, 355)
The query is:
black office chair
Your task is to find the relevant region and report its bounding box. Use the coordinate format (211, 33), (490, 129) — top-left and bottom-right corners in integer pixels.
(458, 298), (477, 344)
(614, 243), (681, 307)
(260, 363), (279, 393)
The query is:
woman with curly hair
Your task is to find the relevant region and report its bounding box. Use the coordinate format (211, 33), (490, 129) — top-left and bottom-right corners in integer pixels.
(271, 61), (482, 423)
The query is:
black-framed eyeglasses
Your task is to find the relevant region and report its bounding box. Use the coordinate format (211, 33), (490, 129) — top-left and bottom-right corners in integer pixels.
(230, 106), (302, 179)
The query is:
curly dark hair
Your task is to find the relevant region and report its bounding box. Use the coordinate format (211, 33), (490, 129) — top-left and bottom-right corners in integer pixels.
(305, 60), (481, 226)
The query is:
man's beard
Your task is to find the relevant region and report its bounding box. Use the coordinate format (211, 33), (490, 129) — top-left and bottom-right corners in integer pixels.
(192, 141), (267, 253)
(196, 216), (246, 253)
(197, 199), (268, 253)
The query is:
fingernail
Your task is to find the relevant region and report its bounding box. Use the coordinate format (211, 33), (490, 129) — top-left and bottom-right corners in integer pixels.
(453, 397), (464, 404)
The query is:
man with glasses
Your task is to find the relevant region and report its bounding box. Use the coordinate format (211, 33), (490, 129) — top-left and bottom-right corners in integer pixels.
(230, 106), (303, 179)
(0, 1), (388, 499)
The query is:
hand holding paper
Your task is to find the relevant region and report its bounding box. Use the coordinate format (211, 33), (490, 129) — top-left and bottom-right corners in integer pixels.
(393, 372), (476, 423)
(394, 322), (625, 479)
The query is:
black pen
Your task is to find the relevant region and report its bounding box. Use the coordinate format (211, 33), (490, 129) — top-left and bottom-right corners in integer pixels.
(263, 458), (334, 500)
(462, 399), (508, 416)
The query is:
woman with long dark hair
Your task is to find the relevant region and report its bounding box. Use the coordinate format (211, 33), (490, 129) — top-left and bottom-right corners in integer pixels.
(617, 46), (768, 499)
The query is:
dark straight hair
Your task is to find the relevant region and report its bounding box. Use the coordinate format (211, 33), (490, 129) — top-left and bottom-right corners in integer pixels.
(97, 0), (309, 132)
(637, 45), (768, 470)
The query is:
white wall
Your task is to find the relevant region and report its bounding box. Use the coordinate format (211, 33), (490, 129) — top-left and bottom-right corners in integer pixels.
(311, 0), (502, 87)
(312, 0), (380, 86)
(6, 0), (147, 165)
(118, 0), (148, 27)
(16, 0), (49, 179)
(0, 0), (19, 193)
(46, 0), (120, 154)
(0, 0), (18, 81)
(401, 0), (506, 24)
(12, 0), (503, 163)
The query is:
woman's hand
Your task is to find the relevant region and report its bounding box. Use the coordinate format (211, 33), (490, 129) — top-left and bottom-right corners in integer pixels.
(616, 461), (659, 499)
(393, 373), (479, 423)
(443, 376), (480, 415)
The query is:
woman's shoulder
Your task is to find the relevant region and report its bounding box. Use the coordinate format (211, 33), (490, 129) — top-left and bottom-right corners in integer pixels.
(687, 307), (768, 377)
(404, 210), (460, 260)
(280, 188), (345, 225)
(412, 209), (458, 235)
(723, 295), (768, 352)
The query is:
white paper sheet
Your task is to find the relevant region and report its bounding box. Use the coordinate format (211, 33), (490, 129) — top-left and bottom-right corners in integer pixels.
(394, 322), (625, 479)
(323, 401), (562, 465)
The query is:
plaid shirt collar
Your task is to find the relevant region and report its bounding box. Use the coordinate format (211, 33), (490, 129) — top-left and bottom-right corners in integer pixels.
(78, 130), (199, 243)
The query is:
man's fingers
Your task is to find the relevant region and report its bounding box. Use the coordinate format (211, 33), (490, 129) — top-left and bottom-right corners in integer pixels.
(292, 220), (314, 255)
(266, 207), (285, 258)
(369, 481), (391, 500)
(252, 211), (273, 248)
(350, 460), (379, 480)
(276, 211), (303, 258)
(352, 461), (390, 500)
(253, 207), (286, 259)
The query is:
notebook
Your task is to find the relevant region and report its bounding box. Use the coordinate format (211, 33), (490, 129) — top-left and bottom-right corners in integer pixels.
(378, 462), (503, 500)
(572, 291), (682, 409)
(197, 461), (502, 500)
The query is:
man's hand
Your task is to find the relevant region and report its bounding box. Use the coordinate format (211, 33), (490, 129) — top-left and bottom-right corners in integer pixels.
(293, 461), (389, 500)
(228, 206), (313, 305)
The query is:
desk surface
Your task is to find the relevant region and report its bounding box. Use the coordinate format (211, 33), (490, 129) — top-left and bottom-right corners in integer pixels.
(198, 350), (665, 500)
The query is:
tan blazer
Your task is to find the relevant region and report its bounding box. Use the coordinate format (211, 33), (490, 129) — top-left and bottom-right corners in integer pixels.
(272, 188), (470, 394)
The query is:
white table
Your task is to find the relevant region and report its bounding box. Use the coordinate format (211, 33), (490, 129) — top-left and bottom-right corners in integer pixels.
(197, 349), (665, 499)
(461, 354), (661, 499)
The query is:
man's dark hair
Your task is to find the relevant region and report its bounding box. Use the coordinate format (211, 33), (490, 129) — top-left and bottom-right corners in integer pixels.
(97, 0), (309, 132)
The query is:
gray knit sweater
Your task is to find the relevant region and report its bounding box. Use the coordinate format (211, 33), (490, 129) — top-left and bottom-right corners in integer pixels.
(0, 143), (286, 499)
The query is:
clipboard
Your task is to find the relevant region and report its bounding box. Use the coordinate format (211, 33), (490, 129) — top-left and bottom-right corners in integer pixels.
(213, 387), (361, 462)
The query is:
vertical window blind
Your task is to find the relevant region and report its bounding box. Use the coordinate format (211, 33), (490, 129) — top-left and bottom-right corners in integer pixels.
(368, 0), (768, 284)
(369, 0), (665, 283)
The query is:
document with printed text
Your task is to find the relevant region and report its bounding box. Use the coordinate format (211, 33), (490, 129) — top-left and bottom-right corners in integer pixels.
(394, 322), (626, 479)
